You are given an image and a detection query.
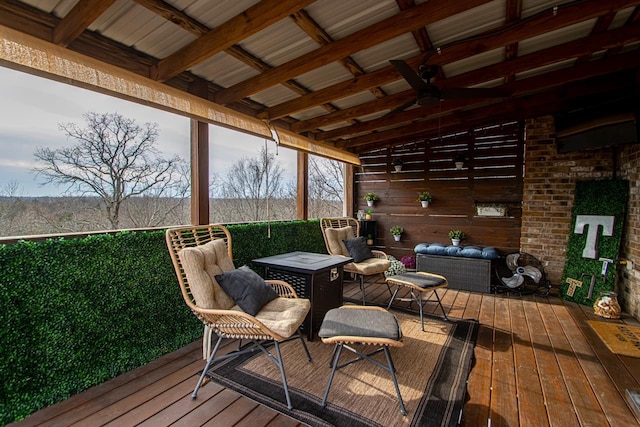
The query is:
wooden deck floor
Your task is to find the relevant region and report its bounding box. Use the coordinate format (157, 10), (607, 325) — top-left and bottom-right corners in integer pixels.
(12, 280), (640, 427)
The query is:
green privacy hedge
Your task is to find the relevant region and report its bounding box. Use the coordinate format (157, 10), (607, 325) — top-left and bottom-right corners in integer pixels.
(0, 220), (326, 424)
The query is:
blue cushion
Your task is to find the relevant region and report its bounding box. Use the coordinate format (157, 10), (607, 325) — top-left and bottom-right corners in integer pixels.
(460, 246), (483, 258)
(415, 242), (500, 259)
(414, 243), (430, 254)
(481, 247), (500, 260)
(445, 245), (462, 256)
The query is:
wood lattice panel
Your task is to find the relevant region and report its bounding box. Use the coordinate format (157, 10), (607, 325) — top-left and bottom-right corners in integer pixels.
(355, 120), (524, 257)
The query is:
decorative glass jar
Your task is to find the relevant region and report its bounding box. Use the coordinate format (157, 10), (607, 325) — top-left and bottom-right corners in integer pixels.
(593, 291), (621, 319)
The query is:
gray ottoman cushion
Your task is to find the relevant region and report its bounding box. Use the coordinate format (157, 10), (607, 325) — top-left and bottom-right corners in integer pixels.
(318, 308), (402, 341)
(394, 272), (446, 289)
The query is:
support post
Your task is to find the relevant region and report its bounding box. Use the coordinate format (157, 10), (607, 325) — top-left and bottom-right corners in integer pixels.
(297, 151), (309, 220)
(190, 119), (209, 225)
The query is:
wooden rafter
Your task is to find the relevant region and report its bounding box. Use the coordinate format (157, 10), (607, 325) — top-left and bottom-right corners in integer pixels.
(342, 50), (640, 149)
(289, 9), (386, 99)
(150, 0), (315, 82)
(133, 0), (340, 117)
(503, 0), (522, 83)
(52, 0), (117, 47)
(213, 0), (492, 105)
(304, 21), (640, 138)
(257, 0), (640, 121)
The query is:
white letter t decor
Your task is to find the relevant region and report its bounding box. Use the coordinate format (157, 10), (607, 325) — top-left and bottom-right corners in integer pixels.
(574, 215), (615, 259)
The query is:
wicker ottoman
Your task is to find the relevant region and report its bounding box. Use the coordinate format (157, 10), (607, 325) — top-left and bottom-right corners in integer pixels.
(318, 305), (406, 416)
(385, 272), (449, 331)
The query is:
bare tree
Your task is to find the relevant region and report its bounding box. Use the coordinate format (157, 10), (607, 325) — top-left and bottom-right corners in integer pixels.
(308, 156), (344, 218)
(212, 145), (290, 222)
(33, 112), (186, 229)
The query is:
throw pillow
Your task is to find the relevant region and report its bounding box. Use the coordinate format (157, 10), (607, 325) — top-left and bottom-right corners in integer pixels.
(215, 265), (278, 316)
(342, 236), (374, 263)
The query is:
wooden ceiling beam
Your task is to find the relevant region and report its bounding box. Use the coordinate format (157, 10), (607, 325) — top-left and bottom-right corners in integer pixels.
(150, 0), (314, 82)
(291, 91), (416, 132)
(354, 78), (630, 152)
(574, 12), (616, 65)
(258, 0), (640, 121)
(351, 77), (632, 153)
(134, 0), (341, 116)
(52, 0), (117, 47)
(289, 9), (386, 99)
(132, 0), (209, 35)
(503, 0), (522, 83)
(296, 21), (640, 135)
(214, 0), (492, 105)
(341, 50), (640, 148)
(395, 0), (435, 53)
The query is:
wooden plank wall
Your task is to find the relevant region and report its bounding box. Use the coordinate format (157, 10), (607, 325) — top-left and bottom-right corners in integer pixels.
(355, 120), (524, 260)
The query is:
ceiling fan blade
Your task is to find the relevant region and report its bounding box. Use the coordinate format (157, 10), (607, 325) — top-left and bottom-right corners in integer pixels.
(385, 98), (418, 117)
(439, 86), (513, 99)
(390, 60), (429, 92)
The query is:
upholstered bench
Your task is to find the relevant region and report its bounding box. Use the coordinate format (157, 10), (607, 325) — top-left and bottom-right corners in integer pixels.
(386, 272), (448, 330)
(318, 305), (406, 415)
(414, 243), (499, 293)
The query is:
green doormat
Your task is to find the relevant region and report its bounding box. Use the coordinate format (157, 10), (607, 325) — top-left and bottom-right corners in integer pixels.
(561, 179), (628, 305)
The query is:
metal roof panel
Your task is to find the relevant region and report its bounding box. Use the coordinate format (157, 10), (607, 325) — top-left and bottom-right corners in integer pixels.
(240, 19), (318, 67)
(190, 52), (259, 87)
(425, 0), (506, 47)
(295, 63), (354, 92)
(305, 0), (399, 40)
(517, 19), (595, 56)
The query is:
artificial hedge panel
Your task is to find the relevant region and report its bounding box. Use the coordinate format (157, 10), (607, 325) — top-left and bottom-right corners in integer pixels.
(227, 220), (327, 268)
(560, 179), (629, 305)
(0, 220), (327, 424)
(0, 230), (202, 424)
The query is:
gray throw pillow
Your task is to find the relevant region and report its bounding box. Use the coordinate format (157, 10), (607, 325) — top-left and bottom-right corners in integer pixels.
(215, 265), (278, 316)
(342, 236), (373, 263)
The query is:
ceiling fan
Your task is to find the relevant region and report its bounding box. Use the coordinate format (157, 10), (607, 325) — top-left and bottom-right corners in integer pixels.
(389, 59), (513, 113)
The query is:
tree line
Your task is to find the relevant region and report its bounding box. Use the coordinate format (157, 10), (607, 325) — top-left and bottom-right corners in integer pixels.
(0, 112), (343, 238)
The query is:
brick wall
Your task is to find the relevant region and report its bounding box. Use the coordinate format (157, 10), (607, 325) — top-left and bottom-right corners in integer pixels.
(617, 144), (640, 319)
(522, 116), (640, 319)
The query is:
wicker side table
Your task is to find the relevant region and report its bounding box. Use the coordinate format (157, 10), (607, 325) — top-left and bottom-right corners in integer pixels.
(385, 272), (449, 331)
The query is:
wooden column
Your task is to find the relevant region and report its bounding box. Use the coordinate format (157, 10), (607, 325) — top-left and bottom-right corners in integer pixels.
(344, 163), (354, 217)
(190, 119), (209, 225)
(297, 151), (309, 220)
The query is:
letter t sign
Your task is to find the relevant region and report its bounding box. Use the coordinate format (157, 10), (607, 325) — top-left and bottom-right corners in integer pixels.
(574, 215), (615, 259)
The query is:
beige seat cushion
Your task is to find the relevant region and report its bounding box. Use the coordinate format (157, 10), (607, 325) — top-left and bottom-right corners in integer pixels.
(346, 257), (392, 275)
(324, 226), (353, 256)
(232, 297), (311, 338)
(178, 239), (236, 310)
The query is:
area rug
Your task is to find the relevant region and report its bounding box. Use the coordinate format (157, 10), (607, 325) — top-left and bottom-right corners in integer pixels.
(206, 311), (478, 426)
(588, 321), (640, 358)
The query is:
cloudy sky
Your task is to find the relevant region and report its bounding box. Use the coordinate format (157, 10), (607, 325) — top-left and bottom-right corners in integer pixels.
(0, 66), (297, 197)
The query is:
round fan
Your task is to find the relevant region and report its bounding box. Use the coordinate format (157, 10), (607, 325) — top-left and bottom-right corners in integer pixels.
(495, 252), (549, 294)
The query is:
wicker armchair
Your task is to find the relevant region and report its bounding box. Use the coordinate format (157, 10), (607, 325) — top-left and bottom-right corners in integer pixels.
(166, 224), (312, 409)
(320, 217), (392, 304)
